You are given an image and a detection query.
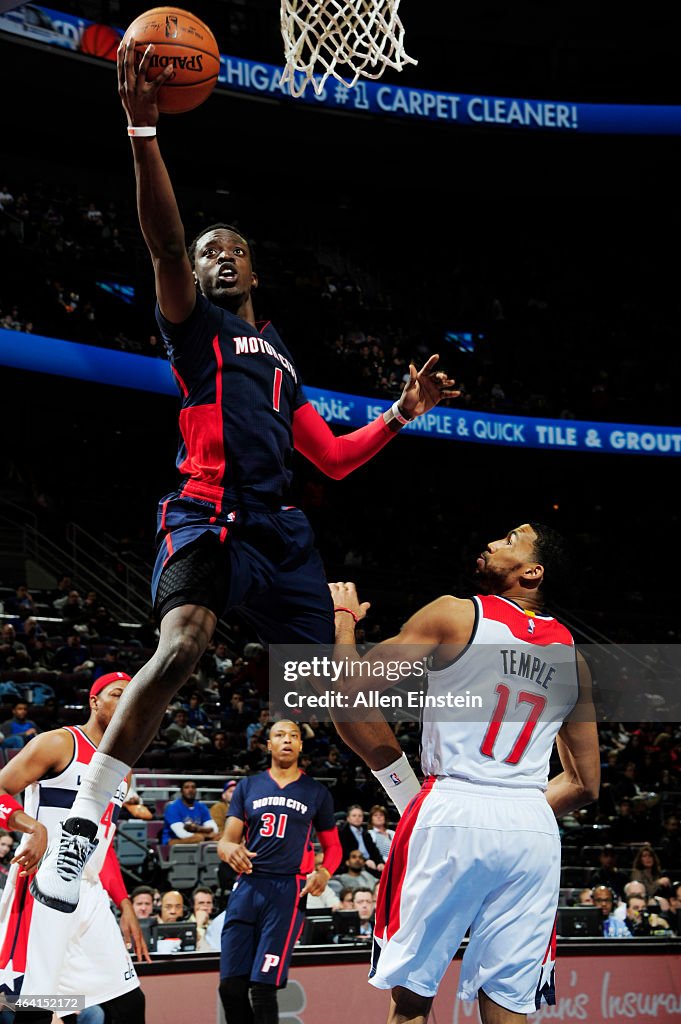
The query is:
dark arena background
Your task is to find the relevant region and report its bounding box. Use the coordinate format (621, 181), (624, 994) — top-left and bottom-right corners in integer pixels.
(0, 2), (680, 1021)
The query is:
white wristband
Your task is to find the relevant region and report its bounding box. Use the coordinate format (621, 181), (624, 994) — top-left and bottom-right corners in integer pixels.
(390, 401), (412, 425)
(127, 125), (157, 138)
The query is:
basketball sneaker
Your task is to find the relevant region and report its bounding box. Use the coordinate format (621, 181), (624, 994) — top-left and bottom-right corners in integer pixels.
(31, 818), (98, 913)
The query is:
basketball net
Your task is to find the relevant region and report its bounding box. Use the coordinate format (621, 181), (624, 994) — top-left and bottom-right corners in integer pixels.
(280, 0), (417, 97)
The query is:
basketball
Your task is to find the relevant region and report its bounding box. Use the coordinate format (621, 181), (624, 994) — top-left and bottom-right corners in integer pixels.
(121, 7), (220, 114)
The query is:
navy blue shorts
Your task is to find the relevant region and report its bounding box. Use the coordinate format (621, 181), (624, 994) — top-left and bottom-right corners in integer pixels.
(151, 493), (334, 645)
(220, 873), (306, 987)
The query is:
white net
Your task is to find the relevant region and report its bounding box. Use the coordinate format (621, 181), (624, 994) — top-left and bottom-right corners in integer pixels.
(280, 0), (417, 97)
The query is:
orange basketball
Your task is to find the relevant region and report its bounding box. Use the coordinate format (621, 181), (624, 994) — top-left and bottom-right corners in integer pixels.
(122, 7), (220, 114)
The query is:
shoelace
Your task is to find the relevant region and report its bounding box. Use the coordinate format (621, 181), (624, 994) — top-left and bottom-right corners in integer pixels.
(56, 834), (91, 881)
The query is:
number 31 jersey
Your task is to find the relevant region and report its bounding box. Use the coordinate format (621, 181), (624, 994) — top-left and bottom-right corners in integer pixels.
(421, 595), (579, 789)
(229, 770), (336, 875)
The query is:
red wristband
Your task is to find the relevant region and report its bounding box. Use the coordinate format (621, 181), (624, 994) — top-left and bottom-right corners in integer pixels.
(334, 606), (359, 623)
(0, 794), (23, 828)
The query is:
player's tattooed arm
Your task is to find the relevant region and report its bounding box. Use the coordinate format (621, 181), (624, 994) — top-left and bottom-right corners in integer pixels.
(218, 815), (257, 874)
(0, 730), (72, 874)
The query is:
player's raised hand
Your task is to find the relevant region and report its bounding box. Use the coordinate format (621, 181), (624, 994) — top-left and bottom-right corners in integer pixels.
(398, 354), (460, 419)
(218, 836), (257, 874)
(117, 37), (174, 127)
(329, 582), (370, 623)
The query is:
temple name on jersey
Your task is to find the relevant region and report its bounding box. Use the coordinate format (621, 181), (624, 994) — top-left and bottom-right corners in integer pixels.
(252, 795), (309, 814)
(500, 649), (557, 689)
(232, 336), (298, 382)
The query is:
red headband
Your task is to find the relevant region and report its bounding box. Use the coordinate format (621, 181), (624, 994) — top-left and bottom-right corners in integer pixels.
(90, 671), (131, 699)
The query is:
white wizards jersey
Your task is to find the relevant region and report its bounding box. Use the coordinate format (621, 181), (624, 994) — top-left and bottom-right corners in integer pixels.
(420, 595), (579, 789)
(22, 725), (127, 879)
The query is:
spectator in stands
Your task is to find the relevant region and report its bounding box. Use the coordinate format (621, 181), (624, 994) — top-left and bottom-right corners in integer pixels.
(3, 584), (35, 617)
(121, 788), (153, 821)
(29, 634), (55, 672)
(183, 692), (212, 732)
(210, 779), (237, 833)
(624, 894), (671, 936)
(612, 880), (647, 920)
(337, 887), (355, 909)
(0, 623), (30, 670)
(576, 888), (594, 905)
(189, 886), (215, 949)
(337, 850), (379, 892)
(233, 732), (269, 774)
(323, 746), (343, 776)
(631, 844), (669, 899)
(158, 890), (185, 923)
(593, 885), (630, 937)
(660, 814), (681, 871)
(670, 882), (681, 921)
(338, 805), (384, 874)
(212, 642), (234, 678)
(353, 887), (375, 938)
(130, 885), (156, 919)
(245, 707), (271, 746)
(589, 844), (628, 899)
(49, 574), (73, 609)
(613, 761), (641, 802)
(0, 184), (14, 209)
(203, 730), (231, 773)
(367, 804), (395, 861)
(0, 701), (40, 748)
(609, 797), (641, 844)
(54, 631), (92, 674)
(162, 779), (219, 845)
(163, 709), (211, 758)
(37, 697), (63, 731)
(0, 829), (14, 890)
(57, 589), (85, 624)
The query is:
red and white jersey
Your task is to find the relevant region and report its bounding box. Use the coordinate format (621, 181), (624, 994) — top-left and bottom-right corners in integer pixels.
(22, 725), (127, 879)
(421, 595), (579, 789)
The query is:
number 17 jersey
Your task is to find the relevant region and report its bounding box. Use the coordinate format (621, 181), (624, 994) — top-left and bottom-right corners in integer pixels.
(421, 595), (579, 789)
(229, 770), (336, 875)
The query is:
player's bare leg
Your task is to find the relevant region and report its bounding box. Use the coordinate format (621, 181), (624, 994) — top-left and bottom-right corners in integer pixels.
(388, 986), (433, 1024)
(479, 989), (526, 1024)
(32, 604), (216, 911)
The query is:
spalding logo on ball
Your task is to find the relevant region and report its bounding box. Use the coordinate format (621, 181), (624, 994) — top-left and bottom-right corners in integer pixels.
(122, 7), (220, 113)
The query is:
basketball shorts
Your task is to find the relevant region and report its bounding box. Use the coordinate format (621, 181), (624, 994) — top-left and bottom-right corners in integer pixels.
(371, 776), (560, 1015)
(0, 868), (138, 1013)
(220, 873), (306, 988)
(151, 493), (334, 645)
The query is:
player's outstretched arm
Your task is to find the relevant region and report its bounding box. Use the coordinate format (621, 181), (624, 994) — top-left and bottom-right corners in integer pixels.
(293, 355), (458, 480)
(545, 655), (600, 817)
(329, 583), (472, 695)
(0, 730), (71, 874)
(117, 38), (196, 324)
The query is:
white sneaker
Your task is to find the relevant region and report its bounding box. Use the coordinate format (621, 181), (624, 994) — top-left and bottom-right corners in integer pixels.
(31, 819), (98, 913)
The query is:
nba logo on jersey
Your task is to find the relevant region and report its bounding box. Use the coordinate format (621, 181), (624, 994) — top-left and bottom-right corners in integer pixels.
(528, 618), (535, 634)
(389, 771), (401, 786)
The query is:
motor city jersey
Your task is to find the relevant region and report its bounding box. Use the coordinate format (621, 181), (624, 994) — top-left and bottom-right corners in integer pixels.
(22, 726), (127, 880)
(157, 295), (308, 509)
(229, 770), (335, 875)
(421, 595), (579, 789)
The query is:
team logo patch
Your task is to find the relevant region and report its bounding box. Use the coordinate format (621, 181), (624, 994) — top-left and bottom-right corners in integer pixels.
(261, 953), (281, 973)
(389, 772), (401, 786)
(528, 618), (535, 634)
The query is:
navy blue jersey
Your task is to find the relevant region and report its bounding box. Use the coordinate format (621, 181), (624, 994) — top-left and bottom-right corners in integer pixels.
(156, 294), (308, 508)
(229, 770), (335, 876)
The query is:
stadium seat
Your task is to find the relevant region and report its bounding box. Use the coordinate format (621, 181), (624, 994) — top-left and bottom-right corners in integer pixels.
(560, 867), (591, 887)
(115, 820), (148, 868)
(167, 844), (200, 889)
(198, 841), (222, 887)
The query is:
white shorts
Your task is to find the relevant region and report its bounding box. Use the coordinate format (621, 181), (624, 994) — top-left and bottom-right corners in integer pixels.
(370, 776), (560, 1015)
(0, 864), (139, 1012)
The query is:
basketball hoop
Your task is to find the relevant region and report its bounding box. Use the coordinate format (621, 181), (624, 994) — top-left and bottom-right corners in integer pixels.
(280, 0), (417, 97)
